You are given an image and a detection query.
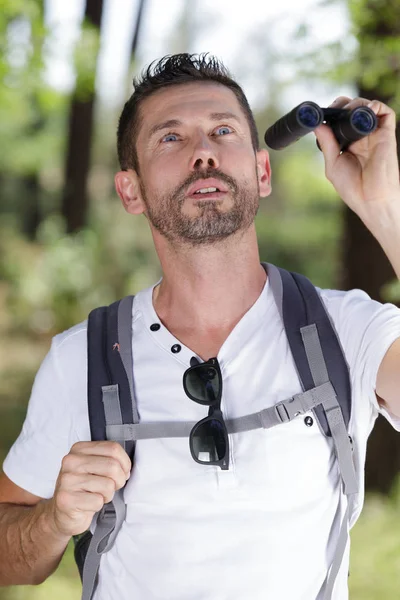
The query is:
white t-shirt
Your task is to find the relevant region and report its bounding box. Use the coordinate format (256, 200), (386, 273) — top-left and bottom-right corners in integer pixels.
(3, 275), (400, 600)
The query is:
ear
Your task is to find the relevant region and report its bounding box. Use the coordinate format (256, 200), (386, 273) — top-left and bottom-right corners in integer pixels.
(256, 149), (272, 198)
(114, 169), (145, 215)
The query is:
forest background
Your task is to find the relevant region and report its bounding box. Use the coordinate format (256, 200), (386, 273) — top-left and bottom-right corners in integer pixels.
(0, 0), (400, 597)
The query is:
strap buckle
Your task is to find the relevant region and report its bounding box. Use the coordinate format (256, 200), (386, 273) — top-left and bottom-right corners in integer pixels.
(274, 402), (290, 423)
(98, 502), (116, 523)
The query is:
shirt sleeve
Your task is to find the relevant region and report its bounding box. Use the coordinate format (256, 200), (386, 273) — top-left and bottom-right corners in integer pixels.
(321, 287), (400, 431)
(2, 337), (80, 499)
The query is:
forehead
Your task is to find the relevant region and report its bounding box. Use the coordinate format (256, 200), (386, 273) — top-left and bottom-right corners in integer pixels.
(137, 82), (247, 141)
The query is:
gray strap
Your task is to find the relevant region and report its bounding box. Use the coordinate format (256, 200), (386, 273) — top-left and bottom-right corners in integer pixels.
(320, 386), (358, 496)
(105, 383), (331, 441)
(266, 262), (309, 392)
(81, 490), (126, 600)
(321, 502), (351, 600)
(301, 325), (358, 495)
(300, 323), (358, 600)
(81, 384), (128, 600)
(102, 384), (123, 426)
(102, 385), (126, 455)
(117, 296), (140, 423)
(301, 323), (330, 386)
(265, 262), (284, 322)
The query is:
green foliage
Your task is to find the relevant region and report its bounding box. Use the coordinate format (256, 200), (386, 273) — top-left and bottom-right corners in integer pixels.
(73, 21), (102, 102)
(1, 206), (160, 336)
(279, 0), (400, 112)
(255, 136), (342, 287)
(349, 478), (400, 597)
(0, 91), (67, 176)
(349, 0), (400, 32)
(0, 0), (67, 190)
(382, 279), (400, 303)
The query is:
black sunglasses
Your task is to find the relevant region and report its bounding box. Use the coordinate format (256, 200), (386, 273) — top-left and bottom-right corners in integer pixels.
(183, 357), (229, 470)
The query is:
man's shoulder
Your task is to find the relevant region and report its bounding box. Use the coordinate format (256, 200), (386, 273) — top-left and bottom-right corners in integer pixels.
(314, 285), (392, 332)
(313, 285), (400, 358)
(49, 290), (146, 358)
(317, 286), (371, 302)
(52, 320), (88, 358)
(316, 286), (375, 317)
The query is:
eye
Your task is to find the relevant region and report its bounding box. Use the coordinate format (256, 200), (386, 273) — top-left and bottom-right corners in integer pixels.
(215, 125), (233, 136)
(162, 132), (179, 142)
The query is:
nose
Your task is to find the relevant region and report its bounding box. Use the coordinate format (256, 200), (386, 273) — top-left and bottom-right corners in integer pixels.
(189, 133), (219, 171)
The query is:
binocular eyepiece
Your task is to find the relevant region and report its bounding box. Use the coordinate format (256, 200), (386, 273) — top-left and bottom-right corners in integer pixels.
(264, 101), (377, 152)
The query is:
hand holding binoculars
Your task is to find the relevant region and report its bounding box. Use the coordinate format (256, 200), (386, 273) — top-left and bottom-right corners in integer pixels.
(264, 101), (377, 153)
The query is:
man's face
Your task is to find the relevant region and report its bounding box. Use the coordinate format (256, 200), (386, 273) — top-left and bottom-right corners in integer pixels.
(132, 82), (271, 246)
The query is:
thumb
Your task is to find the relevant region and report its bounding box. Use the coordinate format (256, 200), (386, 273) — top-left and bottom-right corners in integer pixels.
(314, 123), (340, 165)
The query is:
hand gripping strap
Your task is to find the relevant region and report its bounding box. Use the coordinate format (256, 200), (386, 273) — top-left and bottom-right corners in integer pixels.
(74, 305), (112, 585)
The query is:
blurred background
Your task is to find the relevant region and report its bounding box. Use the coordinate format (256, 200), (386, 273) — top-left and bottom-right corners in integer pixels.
(0, 0), (400, 597)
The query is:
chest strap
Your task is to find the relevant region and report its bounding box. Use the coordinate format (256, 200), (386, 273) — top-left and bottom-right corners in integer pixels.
(105, 380), (333, 440)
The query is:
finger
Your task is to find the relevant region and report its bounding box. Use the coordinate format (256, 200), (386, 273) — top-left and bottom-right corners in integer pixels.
(75, 474), (117, 503)
(328, 96), (352, 108)
(365, 100), (397, 133)
(79, 456), (129, 485)
(313, 123), (340, 166)
(328, 96), (376, 110)
(335, 97), (370, 110)
(333, 98), (397, 131)
(62, 470), (126, 498)
(56, 489), (105, 516)
(326, 97), (397, 142)
(62, 452), (130, 487)
(68, 490), (106, 513)
(70, 441), (131, 477)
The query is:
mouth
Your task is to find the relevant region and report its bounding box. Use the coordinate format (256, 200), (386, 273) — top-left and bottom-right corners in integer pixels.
(189, 189), (227, 201)
(186, 178), (229, 199)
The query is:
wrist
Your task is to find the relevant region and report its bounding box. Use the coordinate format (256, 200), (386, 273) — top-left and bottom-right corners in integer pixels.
(35, 499), (72, 545)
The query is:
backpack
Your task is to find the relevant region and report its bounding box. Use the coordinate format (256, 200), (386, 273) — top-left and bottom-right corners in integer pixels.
(73, 262), (359, 600)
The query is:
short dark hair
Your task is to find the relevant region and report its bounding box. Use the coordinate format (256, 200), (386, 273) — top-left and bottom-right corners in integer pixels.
(117, 53), (259, 172)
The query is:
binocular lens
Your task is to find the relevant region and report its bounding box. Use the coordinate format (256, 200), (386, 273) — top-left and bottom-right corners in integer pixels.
(351, 108), (375, 133)
(297, 105), (321, 128)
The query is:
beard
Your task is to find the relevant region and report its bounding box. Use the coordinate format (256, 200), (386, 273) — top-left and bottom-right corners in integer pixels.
(139, 167), (260, 246)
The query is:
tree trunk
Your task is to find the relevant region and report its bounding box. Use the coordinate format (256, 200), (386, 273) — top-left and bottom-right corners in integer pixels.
(341, 0), (400, 494)
(131, 0), (147, 58)
(22, 173), (41, 240)
(61, 0), (104, 234)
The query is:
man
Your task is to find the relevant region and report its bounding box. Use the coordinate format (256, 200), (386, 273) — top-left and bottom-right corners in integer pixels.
(0, 53), (399, 600)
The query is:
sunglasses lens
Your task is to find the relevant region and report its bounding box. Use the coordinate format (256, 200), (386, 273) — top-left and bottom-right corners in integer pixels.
(191, 419), (227, 463)
(186, 364), (220, 403)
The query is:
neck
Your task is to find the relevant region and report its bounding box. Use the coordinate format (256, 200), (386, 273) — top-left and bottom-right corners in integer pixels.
(151, 224), (267, 332)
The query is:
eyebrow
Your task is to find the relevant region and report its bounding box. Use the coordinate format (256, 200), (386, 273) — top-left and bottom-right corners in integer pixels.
(148, 112), (241, 139)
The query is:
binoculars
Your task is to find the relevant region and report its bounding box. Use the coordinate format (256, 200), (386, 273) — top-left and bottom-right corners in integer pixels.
(264, 101), (377, 152)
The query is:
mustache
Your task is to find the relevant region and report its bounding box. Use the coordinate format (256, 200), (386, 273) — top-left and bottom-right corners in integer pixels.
(174, 169), (238, 200)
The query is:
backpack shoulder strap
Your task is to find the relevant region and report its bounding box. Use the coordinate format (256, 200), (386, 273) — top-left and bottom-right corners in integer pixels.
(266, 262), (358, 600)
(75, 296), (136, 600)
(86, 305), (109, 442)
(86, 296), (137, 455)
(265, 262), (352, 434)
